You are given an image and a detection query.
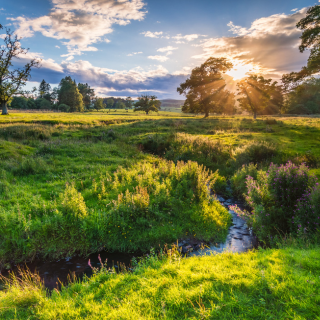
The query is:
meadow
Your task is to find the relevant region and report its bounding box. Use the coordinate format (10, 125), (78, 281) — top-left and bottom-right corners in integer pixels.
(0, 111), (320, 319)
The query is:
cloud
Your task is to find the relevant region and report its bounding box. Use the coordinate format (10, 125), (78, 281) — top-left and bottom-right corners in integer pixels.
(141, 31), (163, 38)
(157, 46), (178, 52)
(148, 55), (169, 62)
(0, 34), (6, 39)
(127, 51), (143, 56)
(55, 45), (60, 49)
(291, 8), (298, 12)
(193, 9), (310, 78)
(9, 0), (147, 56)
(173, 34), (203, 42)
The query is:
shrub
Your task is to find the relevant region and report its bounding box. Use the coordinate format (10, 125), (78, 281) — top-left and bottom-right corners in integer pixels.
(230, 163), (258, 198)
(231, 162), (318, 242)
(58, 104), (70, 112)
(234, 141), (277, 165)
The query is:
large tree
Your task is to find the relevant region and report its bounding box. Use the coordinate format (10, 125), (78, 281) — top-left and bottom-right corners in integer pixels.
(134, 95), (161, 115)
(38, 79), (52, 102)
(237, 75), (281, 119)
(58, 76), (84, 112)
(125, 96), (133, 109)
(106, 98), (114, 110)
(78, 83), (95, 109)
(282, 5), (320, 89)
(93, 98), (106, 111)
(0, 24), (40, 115)
(177, 57), (233, 117)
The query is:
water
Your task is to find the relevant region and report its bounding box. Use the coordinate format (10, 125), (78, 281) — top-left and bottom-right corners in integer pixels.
(190, 196), (257, 256)
(2, 195), (256, 290)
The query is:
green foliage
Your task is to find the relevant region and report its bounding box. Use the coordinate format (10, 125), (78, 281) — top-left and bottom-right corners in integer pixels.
(58, 103), (70, 112)
(58, 76), (84, 112)
(106, 98), (114, 109)
(134, 95), (161, 114)
(231, 162), (318, 242)
(178, 57), (234, 117)
(9, 96), (29, 109)
(78, 83), (95, 109)
(93, 98), (106, 111)
(230, 163), (258, 198)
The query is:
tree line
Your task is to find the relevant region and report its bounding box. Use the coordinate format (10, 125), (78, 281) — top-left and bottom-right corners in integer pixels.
(2, 5), (320, 117)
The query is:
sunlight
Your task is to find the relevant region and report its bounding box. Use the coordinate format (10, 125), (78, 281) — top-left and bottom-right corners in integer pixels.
(227, 63), (257, 80)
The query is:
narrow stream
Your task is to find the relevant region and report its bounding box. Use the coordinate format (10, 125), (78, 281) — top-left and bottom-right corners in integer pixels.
(2, 195), (257, 290)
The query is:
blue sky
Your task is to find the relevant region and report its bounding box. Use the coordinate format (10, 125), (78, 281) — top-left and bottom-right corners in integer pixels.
(0, 0), (318, 99)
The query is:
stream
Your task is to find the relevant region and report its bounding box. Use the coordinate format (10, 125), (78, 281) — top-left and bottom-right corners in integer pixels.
(2, 194), (257, 290)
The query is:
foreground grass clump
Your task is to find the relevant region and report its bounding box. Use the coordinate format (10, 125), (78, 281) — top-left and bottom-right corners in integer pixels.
(1, 246), (320, 319)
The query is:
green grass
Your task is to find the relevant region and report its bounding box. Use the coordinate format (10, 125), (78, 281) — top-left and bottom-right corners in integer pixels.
(1, 245), (320, 319)
(1, 112), (320, 318)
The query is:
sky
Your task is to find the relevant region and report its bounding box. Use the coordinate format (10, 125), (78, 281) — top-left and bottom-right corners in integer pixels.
(0, 0), (319, 99)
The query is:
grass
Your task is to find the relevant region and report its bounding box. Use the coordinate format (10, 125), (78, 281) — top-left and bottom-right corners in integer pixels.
(0, 112), (320, 318)
(1, 245), (320, 319)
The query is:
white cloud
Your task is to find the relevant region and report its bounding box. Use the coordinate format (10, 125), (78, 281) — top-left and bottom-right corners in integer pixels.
(65, 55), (74, 61)
(127, 51), (143, 56)
(172, 66), (192, 75)
(141, 31), (163, 38)
(193, 9), (310, 78)
(291, 8), (298, 12)
(148, 55), (169, 62)
(0, 34), (6, 39)
(55, 45), (60, 49)
(9, 0), (147, 56)
(173, 34), (202, 42)
(157, 46), (178, 52)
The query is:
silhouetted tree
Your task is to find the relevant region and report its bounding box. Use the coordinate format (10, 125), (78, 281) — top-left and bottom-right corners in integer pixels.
(0, 24), (40, 115)
(177, 57), (233, 117)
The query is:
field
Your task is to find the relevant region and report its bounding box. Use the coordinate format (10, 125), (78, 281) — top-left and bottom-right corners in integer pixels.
(0, 111), (320, 319)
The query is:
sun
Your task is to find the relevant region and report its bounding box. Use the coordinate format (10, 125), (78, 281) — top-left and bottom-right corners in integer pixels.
(227, 63), (257, 80)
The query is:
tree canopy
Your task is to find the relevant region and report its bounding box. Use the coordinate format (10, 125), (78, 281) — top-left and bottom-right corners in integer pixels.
(134, 95), (161, 114)
(0, 24), (40, 115)
(94, 98), (106, 111)
(58, 76), (84, 112)
(177, 57), (234, 117)
(78, 83), (95, 109)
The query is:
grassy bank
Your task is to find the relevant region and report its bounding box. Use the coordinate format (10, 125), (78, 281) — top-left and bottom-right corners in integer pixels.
(1, 245), (320, 319)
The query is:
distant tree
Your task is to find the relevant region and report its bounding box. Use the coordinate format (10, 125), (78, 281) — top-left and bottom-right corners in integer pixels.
(38, 79), (52, 102)
(115, 100), (126, 109)
(134, 95), (161, 115)
(177, 57), (233, 117)
(125, 96), (133, 109)
(0, 24), (41, 115)
(10, 96), (29, 109)
(106, 98), (114, 110)
(237, 75), (280, 119)
(78, 83), (95, 109)
(94, 98), (106, 111)
(58, 76), (84, 112)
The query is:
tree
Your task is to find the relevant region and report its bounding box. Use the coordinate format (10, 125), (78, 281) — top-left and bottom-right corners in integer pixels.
(220, 91), (236, 115)
(125, 96), (133, 109)
(177, 57), (233, 117)
(134, 95), (161, 115)
(106, 98), (114, 110)
(115, 100), (126, 109)
(38, 79), (52, 102)
(0, 24), (41, 115)
(78, 83), (95, 109)
(94, 98), (106, 111)
(237, 75), (281, 119)
(58, 76), (84, 112)
(282, 5), (320, 88)
(10, 96), (28, 109)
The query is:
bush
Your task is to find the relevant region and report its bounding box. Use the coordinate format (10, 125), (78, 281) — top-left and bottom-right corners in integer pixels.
(58, 104), (70, 112)
(231, 162), (318, 242)
(230, 163), (258, 198)
(287, 104), (310, 115)
(234, 141), (277, 165)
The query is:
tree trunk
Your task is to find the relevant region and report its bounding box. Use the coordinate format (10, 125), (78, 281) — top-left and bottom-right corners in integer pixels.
(1, 101), (8, 115)
(253, 111), (257, 120)
(146, 111), (149, 115)
(204, 111), (209, 118)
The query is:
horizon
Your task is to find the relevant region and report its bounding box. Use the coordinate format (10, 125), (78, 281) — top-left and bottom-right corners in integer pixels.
(0, 0), (317, 99)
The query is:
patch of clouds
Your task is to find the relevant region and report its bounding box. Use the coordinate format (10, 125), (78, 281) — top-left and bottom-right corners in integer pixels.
(148, 55), (169, 62)
(0, 34), (6, 39)
(127, 51), (143, 56)
(291, 8), (298, 12)
(172, 66), (192, 76)
(157, 46), (178, 52)
(55, 45), (60, 49)
(193, 9), (310, 78)
(141, 31), (163, 38)
(9, 0), (147, 56)
(172, 34), (204, 42)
